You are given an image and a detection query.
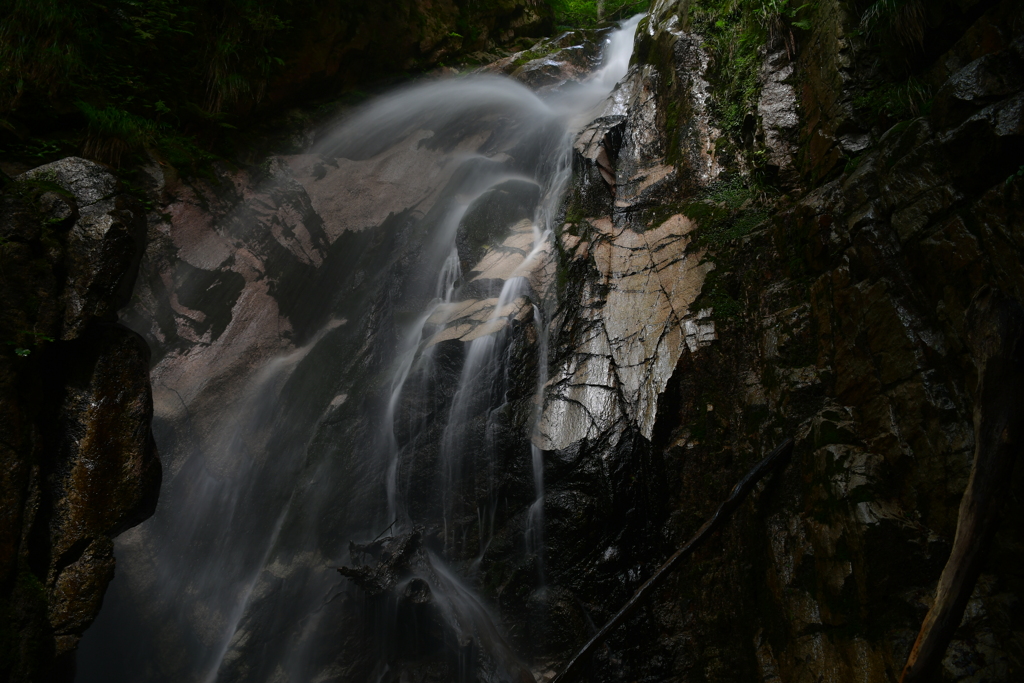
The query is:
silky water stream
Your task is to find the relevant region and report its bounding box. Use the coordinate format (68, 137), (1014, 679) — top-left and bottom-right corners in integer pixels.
(78, 16), (643, 683)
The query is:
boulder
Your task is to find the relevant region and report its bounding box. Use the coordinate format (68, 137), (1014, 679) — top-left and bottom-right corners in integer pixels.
(0, 157), (159, 682)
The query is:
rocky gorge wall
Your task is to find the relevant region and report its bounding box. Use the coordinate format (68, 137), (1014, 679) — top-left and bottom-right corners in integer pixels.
(526, 0), (1024, 681)
(0, 159), (160, 682)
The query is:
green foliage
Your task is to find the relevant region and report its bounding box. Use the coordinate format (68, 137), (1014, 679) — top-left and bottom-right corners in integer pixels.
(705, 175), (754, 209)
(688, 2), (765, 137)
(731, 208), (769, 233)
(1007, 165), (1024, 186)
(14, 174), (74, 200)
(851, 77), (931, 124)
(695, 206), (767, 246)
(550, 0), (650, 29)
(844, 154), (863, 174)
(5, 330), (54, 357)
(753, 0), (814, 46)
(77, 102), (158, 163)
(683, 1), (817, 141)
(1, 138), (70, 161)
(512, 46), (558, 68)
(0, 0), (308, 169)
(860, 0), (925, 46)
(697, 268), (743, 319)
(854, 0), (965, 81)
(654, 177), (770, 249)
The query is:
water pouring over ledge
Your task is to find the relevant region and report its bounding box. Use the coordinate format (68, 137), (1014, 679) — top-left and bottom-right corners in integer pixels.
(77, 15), (643, 683)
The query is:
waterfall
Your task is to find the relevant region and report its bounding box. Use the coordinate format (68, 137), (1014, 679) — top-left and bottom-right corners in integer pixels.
(78, 15), (643, 683)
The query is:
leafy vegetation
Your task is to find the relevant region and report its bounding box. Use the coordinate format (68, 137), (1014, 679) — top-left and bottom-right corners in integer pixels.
(5, 330), (53, 357)
(851, 77), (931, 123)
(846, 1), (988, 137)
(550, 0), (650, 29)
(1007, 165), (1024, 186)
(681, 0), (969, 179)
(511, 45), (561, 69)
(696, 269), (743, 319)
(859, 0), (925, 47)
(752, 0), (813, 52)
(0, 0), (308, 171)
(687, 0), (814, 140)
(846, 1), (959, 131)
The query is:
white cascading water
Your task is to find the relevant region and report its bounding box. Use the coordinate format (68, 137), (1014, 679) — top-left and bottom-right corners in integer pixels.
(77, 14), (642, 683)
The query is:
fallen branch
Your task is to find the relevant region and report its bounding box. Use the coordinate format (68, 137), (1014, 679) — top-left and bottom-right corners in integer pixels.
(552, 437), (795, 683)
(900, 288), (1024, 682)
(372, 517), (399, 542)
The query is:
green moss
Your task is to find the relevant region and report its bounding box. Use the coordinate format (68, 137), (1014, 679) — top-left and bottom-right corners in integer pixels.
(510, 42), (565, 68)
(10, 176), (74, 201)
(639, 200), (696, 228)
(564, 197), (585, 224)
(683, 200), (729, 229)
(689, 202), (768, 248)
(688, 1), (769, 138)
(851, 77), (932, 126)
(664, 99), (682, 166)
(696, 268), (743, 319)
(705, 175), (754, 208)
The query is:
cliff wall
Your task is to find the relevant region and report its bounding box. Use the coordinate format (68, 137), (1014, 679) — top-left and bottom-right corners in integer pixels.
(0, 159), (160, 682)
(527, 0), (1024, 680)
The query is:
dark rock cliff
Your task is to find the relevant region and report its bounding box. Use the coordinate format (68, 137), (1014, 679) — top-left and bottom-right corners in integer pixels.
(525, 0), (1024, 681)
(0, 159), (160, 682)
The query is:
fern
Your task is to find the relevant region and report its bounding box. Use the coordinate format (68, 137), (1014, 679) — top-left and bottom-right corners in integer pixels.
(75, 102), (159, 165)
(860, 0), (925, 47)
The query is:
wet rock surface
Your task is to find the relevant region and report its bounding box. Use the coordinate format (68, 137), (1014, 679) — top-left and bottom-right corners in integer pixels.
(538, 214), (713, 447)
(482, 30), (606, 92)
(0, 158), (159, 682)
(76, 73), (570, 683)
(525, 1), (1024, 682)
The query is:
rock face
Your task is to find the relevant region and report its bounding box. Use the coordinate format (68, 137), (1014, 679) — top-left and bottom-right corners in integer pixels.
(0, 158), (159, 682)
(538, 214), (714, 448)
(520, 1), (1024, 682)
